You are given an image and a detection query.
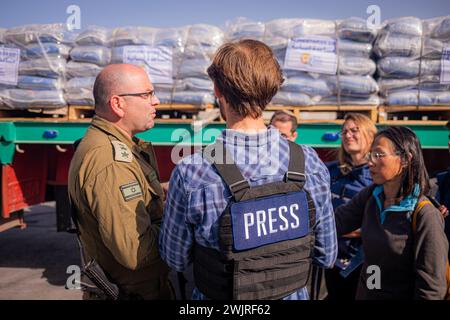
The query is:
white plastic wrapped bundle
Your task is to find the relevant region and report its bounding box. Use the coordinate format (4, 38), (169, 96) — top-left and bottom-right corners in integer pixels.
(4, 24), (69, 45)
(339, 56), (376, 75)
(428, 15), (450, 39)
(225, 17), (265, 41)
(337, 17), (378, 43)
(17, 75), (63, 91)
(65, 77), (96, 92)
(153, 81), (185, 94)
(386, 90), (450, 105)
(172, 24), (224, 105)
(183, 78), (214, 91)
(264, 18), (335, 50)
(155, 28), (189, 48)
(19, 57), (67, 78)
(326, 75), (379, 97)
(64, 77), (96, 106)
(75, 26), (111, 46)
(112, 26), (157, 46)
(375, 15), (450, 105)
(154, 91), (172, 104)
(378, 77), (450, 97)
(178, 58), (211, 79)
(65, 88), (94, 106)
(66, 61), (102, 78)
(320, 94), (380, 106)
(66, 26), (112, 104)
(281, 74), (332, 97)
(271, 91), (313, 106)
(110, 26), (189, 106)
(171, 91), (215, 105)
(378, 57), (442, 78)
(182, 24), (224, 61)
(0, 24), (71, 109)
(22, 42), (71, 60)
(260, 17), (379, 106)
(69, 45), (111, 66)
(0, 89), (66, 109)
(339, 40), (373, 57)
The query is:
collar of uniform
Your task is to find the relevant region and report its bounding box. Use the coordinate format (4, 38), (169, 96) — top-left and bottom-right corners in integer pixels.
(91, 116), (134, 149)
(216, 126), (279, 147)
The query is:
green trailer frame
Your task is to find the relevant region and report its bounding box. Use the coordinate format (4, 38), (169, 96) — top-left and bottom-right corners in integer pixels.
(0, 120), (448, 165)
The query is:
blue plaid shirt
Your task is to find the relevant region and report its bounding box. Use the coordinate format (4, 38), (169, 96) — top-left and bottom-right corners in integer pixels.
(159, 127), (337, 300)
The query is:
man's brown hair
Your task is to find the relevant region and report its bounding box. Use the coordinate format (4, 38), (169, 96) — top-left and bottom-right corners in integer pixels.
(270, 110), (298, 133)
(207, 39), (284, 119)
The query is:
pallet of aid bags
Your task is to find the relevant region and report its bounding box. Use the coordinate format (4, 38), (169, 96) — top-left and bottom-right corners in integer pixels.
(378, 105), (450, 125)
(264, 105), (378, 124)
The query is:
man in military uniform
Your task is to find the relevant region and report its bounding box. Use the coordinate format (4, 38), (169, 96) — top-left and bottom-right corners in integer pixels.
(68, 64), (173, 299)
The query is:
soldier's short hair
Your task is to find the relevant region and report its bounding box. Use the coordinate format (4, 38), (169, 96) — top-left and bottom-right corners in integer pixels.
(207, 39), (284, 119)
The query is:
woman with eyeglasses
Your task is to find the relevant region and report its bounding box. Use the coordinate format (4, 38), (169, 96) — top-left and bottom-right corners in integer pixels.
(324, 113), (376, 300)
(334, 126), (449, 300)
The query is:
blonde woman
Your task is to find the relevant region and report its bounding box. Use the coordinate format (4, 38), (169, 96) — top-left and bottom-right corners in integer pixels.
(325, 113), (376, 300)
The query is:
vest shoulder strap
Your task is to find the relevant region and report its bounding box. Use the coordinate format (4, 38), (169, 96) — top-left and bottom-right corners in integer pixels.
(203, 141), (250, 201)
(286, 141), (306, 189)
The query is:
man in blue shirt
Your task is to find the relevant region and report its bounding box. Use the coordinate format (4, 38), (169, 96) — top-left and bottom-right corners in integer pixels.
(159, 39), (337, 300)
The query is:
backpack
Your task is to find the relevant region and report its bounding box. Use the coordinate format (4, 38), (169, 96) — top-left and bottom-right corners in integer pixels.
(412, 200), (450, 300)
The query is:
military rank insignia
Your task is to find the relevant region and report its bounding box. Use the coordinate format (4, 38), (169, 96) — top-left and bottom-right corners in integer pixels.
(111, 140), (133, 163)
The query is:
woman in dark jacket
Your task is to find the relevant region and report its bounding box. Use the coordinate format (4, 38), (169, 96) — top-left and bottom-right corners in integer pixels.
(325, 113), (377, 300)
(335, 126), (448, 299)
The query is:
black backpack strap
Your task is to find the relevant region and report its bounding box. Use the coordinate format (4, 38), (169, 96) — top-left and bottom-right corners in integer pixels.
(285, 141), (306, 189)
(203, 141), (250, 202)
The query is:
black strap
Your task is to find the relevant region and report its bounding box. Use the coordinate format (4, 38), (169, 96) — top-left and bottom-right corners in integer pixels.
(285, 141), (306, 189)
(203, 142), (250, 202)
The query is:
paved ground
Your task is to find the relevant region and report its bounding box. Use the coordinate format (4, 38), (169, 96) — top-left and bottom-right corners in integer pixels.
(0, 202), (193, 300)
(0, 202), (82, 299)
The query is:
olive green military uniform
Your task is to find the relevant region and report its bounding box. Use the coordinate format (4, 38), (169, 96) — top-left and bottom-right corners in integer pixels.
(68, 116), (172, 299)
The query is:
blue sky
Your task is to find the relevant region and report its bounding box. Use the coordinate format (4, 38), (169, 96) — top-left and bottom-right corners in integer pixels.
(0, 0), (449, 29)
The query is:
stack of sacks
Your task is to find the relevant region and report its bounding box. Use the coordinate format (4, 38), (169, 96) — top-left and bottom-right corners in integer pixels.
(225, 17), (266, 42)
(375, 16), (450, 105)
(261, 18), (379, 106)
(110, 26), (188, 104)
(0, 24), (70, 109)
(173, 24), (224, 105)
(66, 26), (111, 106)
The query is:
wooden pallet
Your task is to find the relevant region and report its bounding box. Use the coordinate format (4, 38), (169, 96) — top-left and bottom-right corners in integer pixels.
(378, 105), (450, 125)
(68, 105), (95, 121)
(265, 105), (378, 124)
(156, 104), (216, 121)
(0, 106), (68, 121)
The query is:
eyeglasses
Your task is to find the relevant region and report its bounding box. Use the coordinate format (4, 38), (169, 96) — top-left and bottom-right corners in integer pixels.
(341, 127), (360, 136)
(366, 151), (403, 163)
(117, 90), (156, 100)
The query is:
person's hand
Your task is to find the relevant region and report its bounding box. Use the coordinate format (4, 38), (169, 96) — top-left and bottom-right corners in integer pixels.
(161, 182), (169, 195)
(439, 205), (449, 218)
(342, 229), (361, 238)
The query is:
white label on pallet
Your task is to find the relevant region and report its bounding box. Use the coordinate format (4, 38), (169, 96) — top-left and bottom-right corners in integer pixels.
(0, 47), (20, 86)
(123, 46), (173, 84)
(284, 36), (337, 75)
(441, 46), (450, 84)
